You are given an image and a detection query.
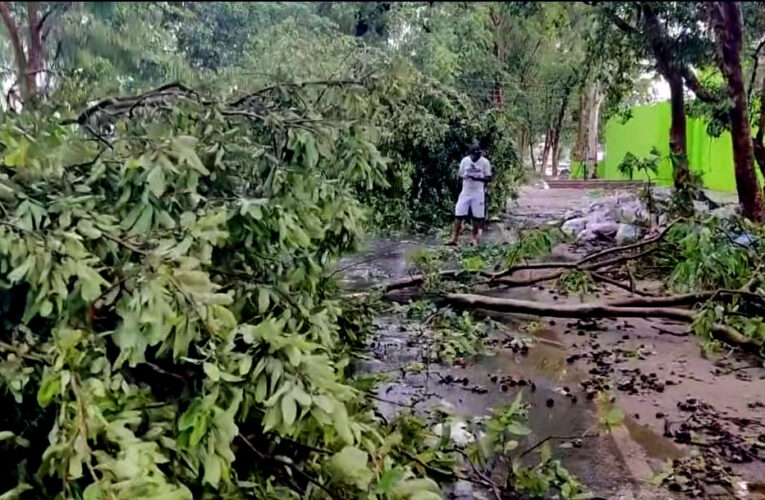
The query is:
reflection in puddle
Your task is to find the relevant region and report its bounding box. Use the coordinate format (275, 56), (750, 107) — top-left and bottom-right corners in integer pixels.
(622, 414), (685, 462)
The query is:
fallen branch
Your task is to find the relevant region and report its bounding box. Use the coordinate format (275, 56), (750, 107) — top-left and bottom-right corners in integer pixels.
(384, 270), (460, 293)
(494, 246), (658, 288)
(384, 228), (673, 293)
(443, 293), (761, 354)
(491, 223), (675, 281)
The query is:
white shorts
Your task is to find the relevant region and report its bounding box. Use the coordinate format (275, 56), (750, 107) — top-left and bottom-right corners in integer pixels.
(455, 192), (485, 219)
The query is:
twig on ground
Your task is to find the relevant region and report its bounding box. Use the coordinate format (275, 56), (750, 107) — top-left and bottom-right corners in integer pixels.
(518, 434), (598, 459)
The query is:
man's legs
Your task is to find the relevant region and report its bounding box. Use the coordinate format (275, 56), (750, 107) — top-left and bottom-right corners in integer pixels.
(469, 196), (486, 245)
(471, 218), (484, 245)
(450, 218), (464, 245)
(451, 193), (471, 245)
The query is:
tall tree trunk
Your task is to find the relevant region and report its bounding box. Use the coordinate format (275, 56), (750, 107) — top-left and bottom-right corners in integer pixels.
(551, 86), (572, 178)
(585, 82), (602, 179)
(491, 80), (504, 107)
(641, 4), (691, 191)
(573, 86), (590, 178)
(753, 54), (765, 177)
(529, 137), (537, 173)
(667, 76), (690, 188)
(712, 2), (765, 221)
(26, 2), (43, 102)
(551, 128), (561, 178)
(540, 129), (551, 175)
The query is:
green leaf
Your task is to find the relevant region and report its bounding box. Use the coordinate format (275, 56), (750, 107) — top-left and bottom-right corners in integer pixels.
(505, 421), (532, 436)
(190, 414), (209, 446)
(254, 376), (268, 402)
(258, 287), (269, 313)
(147, 166), (167, 197)
(37, 374), (60, 407)
(130, 205), (153, 235)
(39, 300), (53, 318)
(203, 452), (222, 488)
(333, 404), (353, 444)
(328, 446), (373, 490)
(376, 467), (404, 493)
(292, 385), (312, 406)
(281, 393), (297, 427)
(391, 478), (440, 497)
(82, 483), (103, 500)
(8, 257), (33, 283)
(203, 362), (220, 382)
(77, 219), (102, 239)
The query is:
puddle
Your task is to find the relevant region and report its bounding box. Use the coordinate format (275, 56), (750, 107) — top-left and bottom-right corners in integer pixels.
(359, 314), (657, 498)
(622, 414), (684, 462)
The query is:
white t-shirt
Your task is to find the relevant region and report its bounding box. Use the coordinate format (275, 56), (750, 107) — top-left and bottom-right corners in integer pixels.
(458, 156), (492, 196)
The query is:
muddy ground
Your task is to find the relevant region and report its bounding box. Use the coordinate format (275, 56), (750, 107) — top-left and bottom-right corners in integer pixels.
(338, 185), (765, 500)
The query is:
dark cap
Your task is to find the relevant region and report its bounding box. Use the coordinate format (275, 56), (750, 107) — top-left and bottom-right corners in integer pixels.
(469, 142), (481, 153)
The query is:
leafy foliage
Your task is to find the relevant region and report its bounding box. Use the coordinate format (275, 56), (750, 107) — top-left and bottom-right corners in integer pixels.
(0, 78), (445, 498)
(662, 217), (764, 292)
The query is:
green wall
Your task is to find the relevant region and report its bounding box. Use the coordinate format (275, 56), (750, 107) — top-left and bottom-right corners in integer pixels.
(602, 101), (741, 192)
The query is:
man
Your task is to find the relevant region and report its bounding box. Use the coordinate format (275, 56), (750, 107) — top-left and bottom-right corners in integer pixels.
(449, 143), (492, 246)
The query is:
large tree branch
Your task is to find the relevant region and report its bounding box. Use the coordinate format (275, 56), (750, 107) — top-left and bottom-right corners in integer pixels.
(444, 293), (761, 354)
(681, 66), (720, 104)
(598, 6), (640, 35)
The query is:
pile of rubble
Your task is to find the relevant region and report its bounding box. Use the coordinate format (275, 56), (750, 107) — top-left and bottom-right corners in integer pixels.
(559, 188), (739, 244)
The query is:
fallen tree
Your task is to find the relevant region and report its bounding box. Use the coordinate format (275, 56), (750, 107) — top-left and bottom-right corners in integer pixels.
(443, 293), (761, 354)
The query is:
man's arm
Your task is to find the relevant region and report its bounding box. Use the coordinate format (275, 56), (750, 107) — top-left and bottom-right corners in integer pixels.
(467, 160), (492, 183)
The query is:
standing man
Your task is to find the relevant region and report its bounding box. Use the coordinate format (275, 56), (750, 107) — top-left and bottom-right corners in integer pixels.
(449, 142), (492, 246)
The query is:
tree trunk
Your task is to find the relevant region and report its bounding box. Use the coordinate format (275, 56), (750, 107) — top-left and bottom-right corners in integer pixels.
(667, 75), (690, 188)
(540, 129), (551, 175)
(585, 82), (602, 179)
(640, 4), (691, 191)
(572, 86), (590, 178)
(753, 56), (765, 177)
(25, 2), (43, 102)
(529, 139), (537, 173)
(712, 2), (765, 222)
(551, 86), (572, 178)
(551, 128), (561, 178)
(491, 80), (504, 108)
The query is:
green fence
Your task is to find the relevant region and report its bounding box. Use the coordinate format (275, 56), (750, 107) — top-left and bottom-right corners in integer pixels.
(600, 101), (740, 192)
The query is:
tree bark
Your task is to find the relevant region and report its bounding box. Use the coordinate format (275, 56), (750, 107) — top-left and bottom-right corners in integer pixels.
(667, 75), (690, 188)
(573, 85), (590, 178)
(753, 54), (765, 178)
(25, 2), (43, 103)
(640, 4), (692, 191)
(550, 86), (572, 177)
(585, 82), (602, 179)
(711, 2), (765, 222)
(529, 139), (537, 173)
(541, 129), (551, 175)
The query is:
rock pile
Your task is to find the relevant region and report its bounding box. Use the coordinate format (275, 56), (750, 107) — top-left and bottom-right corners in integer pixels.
(560, 191), (652, 244)
(559, 188), (741, 244)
